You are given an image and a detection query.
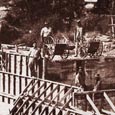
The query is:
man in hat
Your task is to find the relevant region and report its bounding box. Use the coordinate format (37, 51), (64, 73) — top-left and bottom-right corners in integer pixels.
(75, 67), (87, 91)
(93, 74), (102, 91)
(40, 22), (52, 44)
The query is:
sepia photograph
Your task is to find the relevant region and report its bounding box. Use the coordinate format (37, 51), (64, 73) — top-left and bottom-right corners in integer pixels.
(0, 0), (115, 114)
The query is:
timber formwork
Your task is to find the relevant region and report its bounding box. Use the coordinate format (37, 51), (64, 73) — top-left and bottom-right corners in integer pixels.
(0, 71), (114, 115)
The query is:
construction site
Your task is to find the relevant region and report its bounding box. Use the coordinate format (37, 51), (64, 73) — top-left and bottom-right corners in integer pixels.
(0, 0), (115, 115)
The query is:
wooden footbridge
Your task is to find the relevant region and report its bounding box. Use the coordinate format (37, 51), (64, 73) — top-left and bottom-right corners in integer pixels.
(0, 49), (115, 114)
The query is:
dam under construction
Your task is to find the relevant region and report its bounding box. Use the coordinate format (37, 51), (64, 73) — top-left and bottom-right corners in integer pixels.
(0, 44), (115, 115)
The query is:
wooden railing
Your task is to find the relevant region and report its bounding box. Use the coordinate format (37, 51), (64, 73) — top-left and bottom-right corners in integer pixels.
(0, 51), (40, 76)
(1, 70), (115, 114)
(73, 89), (115, 115)
(0, 71), (33, 96)
(0, 52), (28, 75)
(7, 70), (90, 115)
(0, 92), (16, 105)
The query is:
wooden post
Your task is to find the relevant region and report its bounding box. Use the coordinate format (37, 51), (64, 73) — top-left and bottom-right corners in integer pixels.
(8, 74), (11, 94)
(13, 75), (16, 95)
(111, 16), (115, 38)
(15, 45), (18, 53)
(14, 55), (17, 73)
(19, 75), (22, 94)
(37, 58), (43, 78)
(3, 73), (5, 92)
(42, 57), (46, 79)
(20, 55), (23, 75)
(26, 56), (29, 76)
(104, 92), (115, 112)
(9, 54), (11, 72)
(42, 43), (47, 79)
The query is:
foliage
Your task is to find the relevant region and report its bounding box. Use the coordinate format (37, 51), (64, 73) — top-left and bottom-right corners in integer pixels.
(0, 0), (114, 45)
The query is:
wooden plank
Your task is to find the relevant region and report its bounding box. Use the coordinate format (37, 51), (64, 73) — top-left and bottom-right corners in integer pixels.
(52, 57), (99, 63)
(36, 99), (93, 115)
(8, 74), (11, 94)
(74, 89), (115, 96)
(59, 87), (73, 103)
(39, 106), (48, 115)
(31, 82), (46, 96)
(24, 83), (53, 114)
(2, 73), (5, 92)
(26, 56), (29, 76)
(14, 55), (17, 73)
(20, 55), (23, 75)
(56, 97), (72, 115)
(0, 92), (16, 100)
(86, 94), (101, 115)
(19, 75), (22, 94)
(5, 53), (8, 72)
(30, 85), (59, 115)
(27, 80), (40, 93)
(25, 77), (28, 87)
(0, 70), (80, 90)
(12, 79), (34, 106)
(101, 109), (115, 115)
(13, 75), (16, 95)
(39, 86), (65, 115)
(104, 92), (115, 112)
(12, 80), (36, 114)
(8, 54), (11, 72)
(44, 85), (59, 100)
(15, 82), (46, 114)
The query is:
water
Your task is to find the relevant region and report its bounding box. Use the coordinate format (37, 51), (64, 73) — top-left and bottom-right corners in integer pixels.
(47, 58), (115, 90)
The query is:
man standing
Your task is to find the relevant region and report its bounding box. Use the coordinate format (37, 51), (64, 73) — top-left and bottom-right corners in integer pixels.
(74, 20), (83, 57)
(75, 67), (87, 91)
(40, 22), (52, 44)
(93, 74), (102, 91)
(28, 43), (41, 76)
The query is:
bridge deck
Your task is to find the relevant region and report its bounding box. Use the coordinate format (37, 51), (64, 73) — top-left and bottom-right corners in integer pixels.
(0, 102), (13, 115)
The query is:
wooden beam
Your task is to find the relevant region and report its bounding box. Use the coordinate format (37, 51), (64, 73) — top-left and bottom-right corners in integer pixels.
(36, 85), (59, 115)
(27, 80), (40, 93)
(101, 109), (115, 115)
(10, 79), (34, 112)
(52, 57), (99, 63)
(15, 82), (46, 114)
(74, 89), (115, 96)
(111, 16), (115, 38)
(0, 92), (16, 100)
(28, 99), (94, 115)
(39, 86), (65, 115)
(24, 83), (53, 114)
(59, 87), (73, 103)
(56, 97), (72, 115)
(86, 94), (101, 115)
(104, 92), (115, 112)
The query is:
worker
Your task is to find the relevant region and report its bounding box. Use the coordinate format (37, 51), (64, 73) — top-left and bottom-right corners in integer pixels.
(74, 20), (83, 57)
(28, 43), (41, 76)
(40, 22), (52, 44)
(93, 74), (102, 91)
